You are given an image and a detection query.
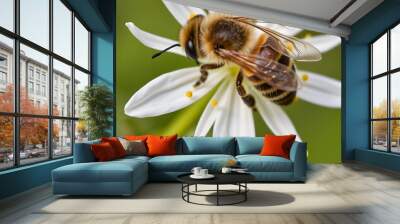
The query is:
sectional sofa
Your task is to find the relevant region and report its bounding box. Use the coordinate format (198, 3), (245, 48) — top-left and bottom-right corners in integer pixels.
(52, 137), (307, 196)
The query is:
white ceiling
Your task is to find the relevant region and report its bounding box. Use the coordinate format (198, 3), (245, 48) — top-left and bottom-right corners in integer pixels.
(167, 0), (384, 37)
(228, 0), (352, 23)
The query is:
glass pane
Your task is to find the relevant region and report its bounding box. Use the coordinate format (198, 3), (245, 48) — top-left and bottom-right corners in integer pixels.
(0, 0), (14, 31)
(391, 72), (400, 118)
(53, 59), (72, 117)
(372, 77), (387, 119)
(20, 44), (49, 115)
(391, 24), (400, 70)
(372, 121), (388, 151)
(75, 120), (88, 143)
(20, 117), (49, 165)
(74, 69), (89, 117)
(372, 33), (387, 76)
(0, 116), (13, 170)
(20, 0), (49, 48)
(391, 120), (400, 153)
(53, 0), (72, 60)
(0, 34), (14, 112)
(74, 17), (89, 69)
(53, 119), (72, 157)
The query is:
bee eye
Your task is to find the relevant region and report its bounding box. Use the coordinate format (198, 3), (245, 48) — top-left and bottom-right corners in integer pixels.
(185, 39), (197, 60)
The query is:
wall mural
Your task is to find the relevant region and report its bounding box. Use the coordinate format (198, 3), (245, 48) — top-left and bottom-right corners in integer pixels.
(116, 0), (341, 163)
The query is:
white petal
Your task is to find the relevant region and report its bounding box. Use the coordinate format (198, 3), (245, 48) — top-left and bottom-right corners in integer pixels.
(125, 22), (185, 56)
(212, 79), (255, 137)
(297, 70), (341, 108)
(124, 67), (226, 118)
(250, 86), (301, 141)
(303, 35), (341, 53)
(257, 23), (302, 36)
(162, 0), (206, 26)
(194, 80), (229, 136)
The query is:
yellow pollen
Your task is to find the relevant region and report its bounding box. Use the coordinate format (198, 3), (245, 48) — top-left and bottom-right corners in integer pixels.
(185, 90), (193, 98)
(286, 42), (294, 52)
(210, 99), (218, 108)
(188, 12), (197, 20)
(301, 73), (309, 82)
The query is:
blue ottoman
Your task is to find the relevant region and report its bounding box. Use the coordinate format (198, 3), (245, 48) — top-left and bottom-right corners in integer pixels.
(52, 156), (148, 196)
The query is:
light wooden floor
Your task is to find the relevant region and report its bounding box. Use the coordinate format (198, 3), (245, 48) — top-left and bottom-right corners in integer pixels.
(1, 162), (400, 224)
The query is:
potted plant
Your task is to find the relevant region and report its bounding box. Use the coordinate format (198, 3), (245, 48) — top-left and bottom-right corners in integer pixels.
(79, 84), (113, 140)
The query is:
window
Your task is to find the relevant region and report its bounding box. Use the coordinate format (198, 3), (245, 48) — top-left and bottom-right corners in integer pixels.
(370, 23), (400, 153)
(28, 81), (34, 94)
(0, 0), (91, 170)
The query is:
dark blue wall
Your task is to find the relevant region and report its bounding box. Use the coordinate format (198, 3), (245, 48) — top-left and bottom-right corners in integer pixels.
(0, 0), (115, 200)
(343, 0), (400, 170)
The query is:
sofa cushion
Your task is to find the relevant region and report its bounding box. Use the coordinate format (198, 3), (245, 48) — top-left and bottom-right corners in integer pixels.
(236, 155), (293, 172)
(149, 154), (235, 172)
(91, 142), (118, 161)
(101, 137), (127, 158)
(147, 135), (177, 157)
(53, 158), (147, 183)
(236, 137), (263, 155)
(260, 135), (296, 159)
(177, 137), (235, 155)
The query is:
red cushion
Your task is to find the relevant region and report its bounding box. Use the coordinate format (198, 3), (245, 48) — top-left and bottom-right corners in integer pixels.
(101, 137), (126, 158)
(91, 142), (117, 161)
(260, 135), (296, 159)
(124, 135), (148, 141)
(146, 134), (177, 157)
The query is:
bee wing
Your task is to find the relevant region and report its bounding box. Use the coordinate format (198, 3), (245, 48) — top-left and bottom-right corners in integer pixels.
(217, 49), (300, 92)
(231, 17), (322, 61)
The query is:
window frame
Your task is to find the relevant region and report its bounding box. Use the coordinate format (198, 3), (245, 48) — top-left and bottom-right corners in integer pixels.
(0, 0), (92, 171)
(370, 21), (400, 154)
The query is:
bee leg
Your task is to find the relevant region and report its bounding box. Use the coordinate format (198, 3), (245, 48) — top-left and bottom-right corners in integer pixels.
(193, 63), (224, 87)
(236, 72), (257, 111)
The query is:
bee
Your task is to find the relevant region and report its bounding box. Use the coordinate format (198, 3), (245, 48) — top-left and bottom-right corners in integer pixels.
(152, 13), (321, 109)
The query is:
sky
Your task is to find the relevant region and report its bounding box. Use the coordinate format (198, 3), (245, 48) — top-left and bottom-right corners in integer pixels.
(0, 0), (89, 75)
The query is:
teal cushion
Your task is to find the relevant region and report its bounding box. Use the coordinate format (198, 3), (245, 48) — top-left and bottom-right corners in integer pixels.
(236, 137), (264, 155)
(73, 139), (100, 163)
(178, 137), (235, 155)
(149, 154), (235, 172)
(53, 159), (147, 183)
(236, 155), (293, 172)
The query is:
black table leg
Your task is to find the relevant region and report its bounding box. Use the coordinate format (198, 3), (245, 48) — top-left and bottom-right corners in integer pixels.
(195, 184), (197, 192)
(216, 184), (219, 206)
(245, 183), (247, 201)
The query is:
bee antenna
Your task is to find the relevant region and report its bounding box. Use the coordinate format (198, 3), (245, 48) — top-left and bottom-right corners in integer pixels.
(152, 44), (181, 59)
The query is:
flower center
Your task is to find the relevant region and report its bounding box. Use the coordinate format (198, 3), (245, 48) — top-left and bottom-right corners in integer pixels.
(301, 73), (309, 82)
(210, 99), (218, 108)
(185, 90), (193, 98)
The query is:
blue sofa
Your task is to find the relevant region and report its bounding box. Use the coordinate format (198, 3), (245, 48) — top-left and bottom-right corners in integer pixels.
(52, 137), (307, 196)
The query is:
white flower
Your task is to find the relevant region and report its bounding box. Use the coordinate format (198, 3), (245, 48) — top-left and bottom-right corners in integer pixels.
(124, 1), (341, 141)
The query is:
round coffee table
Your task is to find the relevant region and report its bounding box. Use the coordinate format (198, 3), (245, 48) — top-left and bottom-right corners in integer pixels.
(177, 173), (255, 206)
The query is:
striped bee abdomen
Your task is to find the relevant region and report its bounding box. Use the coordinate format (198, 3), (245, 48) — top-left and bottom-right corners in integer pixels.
(247, 35), (297, 106)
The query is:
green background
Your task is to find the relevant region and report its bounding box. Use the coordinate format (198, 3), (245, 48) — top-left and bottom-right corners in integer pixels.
(116, 0), (341, 163)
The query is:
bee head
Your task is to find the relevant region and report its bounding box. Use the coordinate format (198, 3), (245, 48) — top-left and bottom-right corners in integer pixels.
(180, 15), (204, 63)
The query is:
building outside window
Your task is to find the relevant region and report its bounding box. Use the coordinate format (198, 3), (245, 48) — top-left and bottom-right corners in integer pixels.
(0, 0), (91, 170)
(370, 23), (400, 154)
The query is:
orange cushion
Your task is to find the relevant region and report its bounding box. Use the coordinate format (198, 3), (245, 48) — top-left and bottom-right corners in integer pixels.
(260, 135), (296, 159)
(91, 142), (117, 161)
(101, 137), (126, 158)
(146, 134), (177, 157)
(124, 135), (148, 141)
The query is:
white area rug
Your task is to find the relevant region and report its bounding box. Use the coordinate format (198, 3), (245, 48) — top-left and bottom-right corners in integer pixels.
(38, 183), (361, 214)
